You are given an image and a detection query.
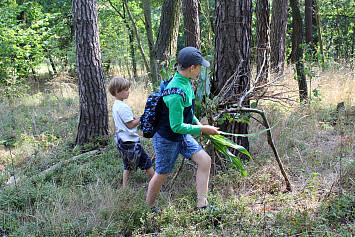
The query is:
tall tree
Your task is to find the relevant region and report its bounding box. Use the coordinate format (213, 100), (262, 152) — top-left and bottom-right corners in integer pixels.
(143, 0), (158, 82)
(270, 0), (288, 74)
(305, 0), (313, 49)
(256, 0), (270, 84)
(123, 0), (150, 75)
(154, 0), (182, 78)
(72, 0), (109, 145)
(290, 0), (308, 101)
(182, 0), (201, 49)
(107, 0), (138, 79)
(313, 0), (325, 64)
(214, 0), (252, 158)
(16, 0), (25, 23)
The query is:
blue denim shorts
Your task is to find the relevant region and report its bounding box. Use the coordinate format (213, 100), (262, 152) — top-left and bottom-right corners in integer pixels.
(153, 133), (203, 174)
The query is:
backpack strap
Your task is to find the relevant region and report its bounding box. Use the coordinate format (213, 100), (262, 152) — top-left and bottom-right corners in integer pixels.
(162, 88), (186, 102)
(160, 77), (173, 92)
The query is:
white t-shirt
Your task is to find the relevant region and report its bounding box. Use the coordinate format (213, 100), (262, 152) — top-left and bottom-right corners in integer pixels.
(112, 100), (139, 142)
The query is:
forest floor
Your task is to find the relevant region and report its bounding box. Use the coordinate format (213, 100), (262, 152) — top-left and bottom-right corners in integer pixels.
(0, 65), (354, 236)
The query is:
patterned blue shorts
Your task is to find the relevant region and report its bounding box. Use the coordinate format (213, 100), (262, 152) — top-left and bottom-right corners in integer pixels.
(114, 133), (153, 171)
(153, 133), (203, 174)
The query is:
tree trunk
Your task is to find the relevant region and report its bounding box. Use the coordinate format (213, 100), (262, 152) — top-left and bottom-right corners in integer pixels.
(123, 0), (150, 74)
(16, 0), (25, 24)
(182, 0), (201, 50)
(256, 0), (270, 84)
(270, 0), (288, 74)
(290, 0), (308, 101)
(44, 47), (57, 75)
(107, 0), (138, 79)
(214, 0), (252, 159)
(128, 28), (138, 79)
(314, 0), (325, 65)
(201, 0), (214, 56)
(155, 0), (182, 79)
(72, 0), (109, 146)
(305, 0), (313, 49)
(143, 0), (158, 83)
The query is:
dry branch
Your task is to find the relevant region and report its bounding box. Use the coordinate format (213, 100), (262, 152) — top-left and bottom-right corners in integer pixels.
(210, 54), (293, 191)
(6, 149), (105, 186)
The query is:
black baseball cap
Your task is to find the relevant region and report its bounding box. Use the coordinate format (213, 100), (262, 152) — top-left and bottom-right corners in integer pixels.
(177, 47), (210, 68)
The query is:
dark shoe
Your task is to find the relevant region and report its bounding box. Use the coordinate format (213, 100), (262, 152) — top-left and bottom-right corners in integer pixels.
(151, 206), (161, 216)
(160, 184), (166, 192)
(196, 205), (220, 212)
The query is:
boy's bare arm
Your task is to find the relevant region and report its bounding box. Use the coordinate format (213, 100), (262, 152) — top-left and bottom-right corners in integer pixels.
(125, 117), (140, 129)
(200, 125), (220, 135)
(195, 121), (220, 135)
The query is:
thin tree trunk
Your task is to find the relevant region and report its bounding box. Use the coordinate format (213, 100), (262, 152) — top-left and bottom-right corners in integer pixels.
(201, 0), (213, 56)
(16, 0), (25, 23)
(256, 0), (270, 84)
(143, 0), (158, 83)
(305, 0), (313, 49)
(44, 47), (57, 75)
(123, 0), (150, 73)
(270, 0), (288, 74)
(290, 0), (308, 101)
(72, 0), (109, 145)
(314, 0), (325, 65)
(129, 28), (138, 79)
(108, 0), (141, 78)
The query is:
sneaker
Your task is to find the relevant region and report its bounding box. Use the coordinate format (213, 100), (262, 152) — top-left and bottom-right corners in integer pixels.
(196, 205), (220, 212)
(160, 184), (166, 192)
(151, 206), (161, 216)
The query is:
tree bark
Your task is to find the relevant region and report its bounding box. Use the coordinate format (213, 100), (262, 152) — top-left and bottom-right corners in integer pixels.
(290, 0), (308, 101)
(182, 0), (201, 50)
(16, 0), (25, 24)
(143, 0), (158, 83)
(201, 0), (214, 56)
(256, 0), (270, 84)
(128, 28), (138, 79)
(155, 0), (182, 79)
(107, 0), (138, 79)
(314, 0), (325, 65)
(214, 0), (252, 159)
(270, 0), (288, 74)
(123, 0), (150, 74)
(305, 0), (313, 49)
(72, 0), (109, 146)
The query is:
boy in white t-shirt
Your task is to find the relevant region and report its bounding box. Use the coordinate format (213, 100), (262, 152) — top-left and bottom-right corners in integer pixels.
(108, 76), (154, 187)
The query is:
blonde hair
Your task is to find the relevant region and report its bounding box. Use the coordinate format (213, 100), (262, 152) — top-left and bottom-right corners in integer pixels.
(108, 76), (130, 96)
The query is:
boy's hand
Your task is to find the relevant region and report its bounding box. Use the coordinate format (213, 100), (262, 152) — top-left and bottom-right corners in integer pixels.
(200, 125), (220, 135)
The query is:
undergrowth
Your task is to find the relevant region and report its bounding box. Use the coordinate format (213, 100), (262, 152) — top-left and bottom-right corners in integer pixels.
(0, 67), (354, 236)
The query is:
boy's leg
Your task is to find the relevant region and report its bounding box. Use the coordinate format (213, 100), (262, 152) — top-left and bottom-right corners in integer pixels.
(136, 144), (154, 179)
(146, 172), (169, 207)
(146, 167), (155, 179)
(191, 150), (211, 208)
(123, 170), (132, 188)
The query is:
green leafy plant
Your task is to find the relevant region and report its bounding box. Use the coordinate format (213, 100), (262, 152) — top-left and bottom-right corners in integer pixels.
(204, 134), (252, 177)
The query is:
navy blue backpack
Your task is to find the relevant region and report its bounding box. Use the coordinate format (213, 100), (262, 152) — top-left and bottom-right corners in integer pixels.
(140, 78), (186, 138)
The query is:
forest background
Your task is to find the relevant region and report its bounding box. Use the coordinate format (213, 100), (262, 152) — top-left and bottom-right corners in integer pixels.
(0, 0), (354, 236)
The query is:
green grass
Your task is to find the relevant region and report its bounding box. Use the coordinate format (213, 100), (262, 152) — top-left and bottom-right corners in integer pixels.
(0, 67), (354, 236)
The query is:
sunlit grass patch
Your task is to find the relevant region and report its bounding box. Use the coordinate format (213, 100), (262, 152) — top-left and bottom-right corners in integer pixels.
(0, 66), (354, 236)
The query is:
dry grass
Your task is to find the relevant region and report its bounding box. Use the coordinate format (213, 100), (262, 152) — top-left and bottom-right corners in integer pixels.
(1, 65), (354, 236)
(274, 65), (354, 105)
(245, 64), (355, 204)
